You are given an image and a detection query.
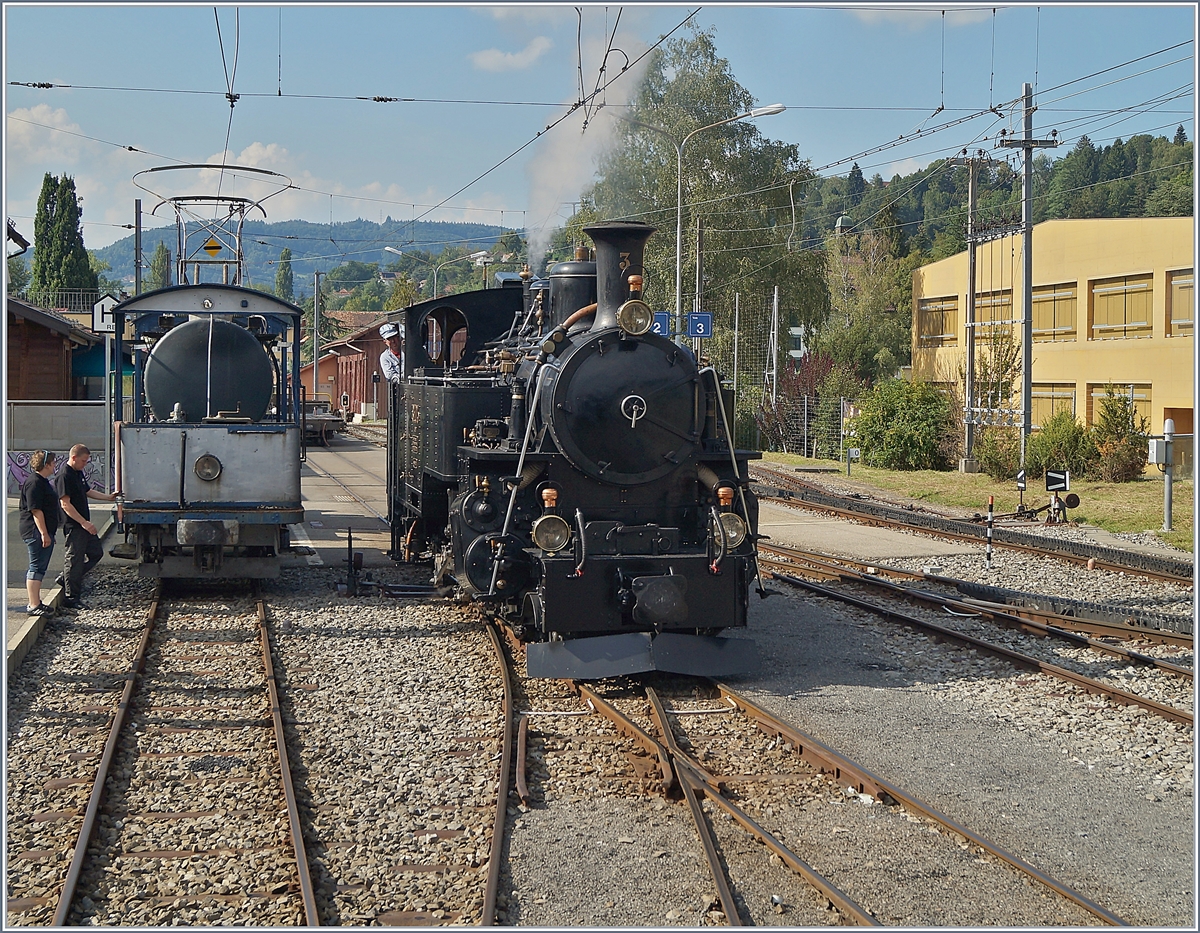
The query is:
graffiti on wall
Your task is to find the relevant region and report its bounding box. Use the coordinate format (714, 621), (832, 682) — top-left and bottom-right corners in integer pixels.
(6, 451), (105, 497)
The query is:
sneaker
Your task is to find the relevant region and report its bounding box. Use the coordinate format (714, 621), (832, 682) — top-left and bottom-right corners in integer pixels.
(26, 604), (54, 616)
(61, 597), (85, 610)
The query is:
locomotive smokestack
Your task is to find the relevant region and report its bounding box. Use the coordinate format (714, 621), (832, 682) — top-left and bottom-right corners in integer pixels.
(583, 221), (655, 332)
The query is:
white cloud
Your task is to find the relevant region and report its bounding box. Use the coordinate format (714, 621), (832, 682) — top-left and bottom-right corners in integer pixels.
(6, 103), (95, 165)
(885, 157), (927, 178)
(469, 36), (553, 72)
(852, 7), (991, 31)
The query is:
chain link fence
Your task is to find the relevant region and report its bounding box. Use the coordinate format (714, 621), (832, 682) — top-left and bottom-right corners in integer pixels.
(701, 289), (855, 457)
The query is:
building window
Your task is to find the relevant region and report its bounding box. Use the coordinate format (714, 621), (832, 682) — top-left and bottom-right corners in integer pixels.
(1031, 383), (1076, 429)
(1090, 274), (1153, 339)
(1167, 269), (1193, 337)
(918, 296), (957, 347)
(1032, 284), (1077, 342)
(971, 290), (1013, 338)
(1087, 383), (1151, 425)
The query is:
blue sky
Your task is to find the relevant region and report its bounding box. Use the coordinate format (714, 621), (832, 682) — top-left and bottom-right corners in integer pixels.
(4, 2), (1195, 254)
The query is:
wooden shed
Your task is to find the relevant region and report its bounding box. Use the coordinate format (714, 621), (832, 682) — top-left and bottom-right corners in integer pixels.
(6, 296), (98, 399)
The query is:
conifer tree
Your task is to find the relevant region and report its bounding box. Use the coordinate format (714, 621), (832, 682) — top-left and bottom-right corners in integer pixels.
(275, 247), (294, 302)
(147, 241), (172, 290)
(30, 173), (98, 295)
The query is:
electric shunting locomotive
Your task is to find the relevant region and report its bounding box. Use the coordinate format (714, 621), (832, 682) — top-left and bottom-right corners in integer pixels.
(388, 221), (762, 679)
(108, 283), (305, 578)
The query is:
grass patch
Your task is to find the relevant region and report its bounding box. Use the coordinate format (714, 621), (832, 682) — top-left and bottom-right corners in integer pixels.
(762, 451), (1193, 553)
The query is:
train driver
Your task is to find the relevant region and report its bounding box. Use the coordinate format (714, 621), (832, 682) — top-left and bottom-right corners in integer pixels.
(379, 322), (404, 384)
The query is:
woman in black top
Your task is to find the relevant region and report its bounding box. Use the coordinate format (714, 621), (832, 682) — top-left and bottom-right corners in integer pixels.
(19, 450), (59, 615)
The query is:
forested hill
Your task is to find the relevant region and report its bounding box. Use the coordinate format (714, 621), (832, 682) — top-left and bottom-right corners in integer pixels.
(91, 217), (507, 294)
(799, 129), (1192, 258)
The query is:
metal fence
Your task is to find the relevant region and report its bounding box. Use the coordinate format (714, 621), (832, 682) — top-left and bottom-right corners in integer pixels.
(11, 288), (104, 316)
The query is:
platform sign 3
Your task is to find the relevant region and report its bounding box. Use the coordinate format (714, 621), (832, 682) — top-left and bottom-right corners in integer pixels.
(1045, 469), (1070, 492)
(652, 312), (670, 337)
(687, 311), (712, 338)
(1016, 468), (1026, 491)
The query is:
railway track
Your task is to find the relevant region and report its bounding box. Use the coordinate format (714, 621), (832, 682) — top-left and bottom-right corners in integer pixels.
(750, 463), (1194, 586)
(758, 548), (1192, 727)
(503, 656), (1125, 926)
(7, 583), (317, 926)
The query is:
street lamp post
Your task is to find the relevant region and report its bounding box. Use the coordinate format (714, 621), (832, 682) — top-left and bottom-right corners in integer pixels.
(433, 251), (489, 299)
(621, 104), (785, 344)
(384, 246), (489, 299)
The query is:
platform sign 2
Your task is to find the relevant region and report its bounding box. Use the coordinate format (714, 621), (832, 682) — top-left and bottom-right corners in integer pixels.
(1045, 469), (1070, 492)
(652, 312), (670, 337)
(687, 312), (712, 338)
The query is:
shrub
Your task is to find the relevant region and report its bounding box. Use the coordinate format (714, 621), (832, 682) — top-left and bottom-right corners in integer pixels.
(1092, 385), (1150, 482)
(1025, 409), (1098, 478)
(852, 379), (954, 471)
(973, 426), (1021, 480)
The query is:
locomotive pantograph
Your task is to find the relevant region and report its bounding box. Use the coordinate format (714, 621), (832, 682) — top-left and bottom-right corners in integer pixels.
(107, 166), (305, 579)
(388, 221), (763, 679)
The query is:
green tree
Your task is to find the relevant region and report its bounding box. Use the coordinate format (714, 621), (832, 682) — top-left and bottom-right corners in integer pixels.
(812, 228), (910, 384)
(1092, 385), (1150, 482)
(383, 273), (421, 311)
(1025, 409), (1098, 478)
(1174, 125), (1188, 146)
(584, 25), (823, 332)
(846, 163), (865, 206)
(88, 252), (124, 295)
(147, 241), (172, 290)
(30, 173), (98, 296)
(852, 379), (955, 471)
(7, 255), (30, 294)
(275, 247), (294, 302)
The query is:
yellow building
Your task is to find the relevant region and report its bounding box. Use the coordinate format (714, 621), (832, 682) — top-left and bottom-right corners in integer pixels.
(911, 217), (1194, 451)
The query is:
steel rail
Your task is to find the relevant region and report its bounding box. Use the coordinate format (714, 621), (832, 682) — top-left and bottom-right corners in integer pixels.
(764, 564), (1193, 726)
(645, 688), (745, 926)
(763, 541), (1191, 646)
(257, 596), (321, 925)
(582, 685), (874, 925)
(482, 622), (516, 926)
(52, 584), (160, 927)
(762, 546), (1192, 679)
(573, 683), (677, 795)
(515, 714), (532, 806)
(958, 596), (1194, 648)
(752, 465), (1192, 585)
(715, 685), (1129, 927)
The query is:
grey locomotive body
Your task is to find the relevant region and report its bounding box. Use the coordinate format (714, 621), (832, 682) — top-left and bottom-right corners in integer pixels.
(389, 222), (761, 679)
(111, 284), (305, 578)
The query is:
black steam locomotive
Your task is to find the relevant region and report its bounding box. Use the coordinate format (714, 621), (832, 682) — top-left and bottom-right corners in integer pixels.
(387, 222), (761, 678)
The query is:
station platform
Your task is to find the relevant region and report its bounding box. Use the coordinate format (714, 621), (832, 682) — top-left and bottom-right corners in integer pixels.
(6, 499), (118, 676)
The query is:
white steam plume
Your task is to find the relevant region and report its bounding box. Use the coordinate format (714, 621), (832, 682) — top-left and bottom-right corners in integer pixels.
(523, 26), (650, 271)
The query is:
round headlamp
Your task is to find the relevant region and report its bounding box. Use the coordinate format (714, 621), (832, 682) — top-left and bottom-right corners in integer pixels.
(194, 454), (222, 482)
(616, 299), (654, 336)
(717, 512), (747, 548)
(531, 514), (572, 552)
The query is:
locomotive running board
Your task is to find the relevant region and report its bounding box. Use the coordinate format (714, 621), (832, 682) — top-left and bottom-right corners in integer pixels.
(526, 632), (759, 680)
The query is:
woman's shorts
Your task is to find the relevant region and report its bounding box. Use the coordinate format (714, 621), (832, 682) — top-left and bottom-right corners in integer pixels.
(24, 535), (54, 581)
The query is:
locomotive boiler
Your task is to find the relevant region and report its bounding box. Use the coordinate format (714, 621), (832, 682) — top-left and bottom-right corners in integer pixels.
(109, 283), (305, 579)
(388, 221), (762, 678)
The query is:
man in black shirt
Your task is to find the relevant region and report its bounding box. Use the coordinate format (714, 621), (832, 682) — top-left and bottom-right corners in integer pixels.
(55, 444), (117, 608)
